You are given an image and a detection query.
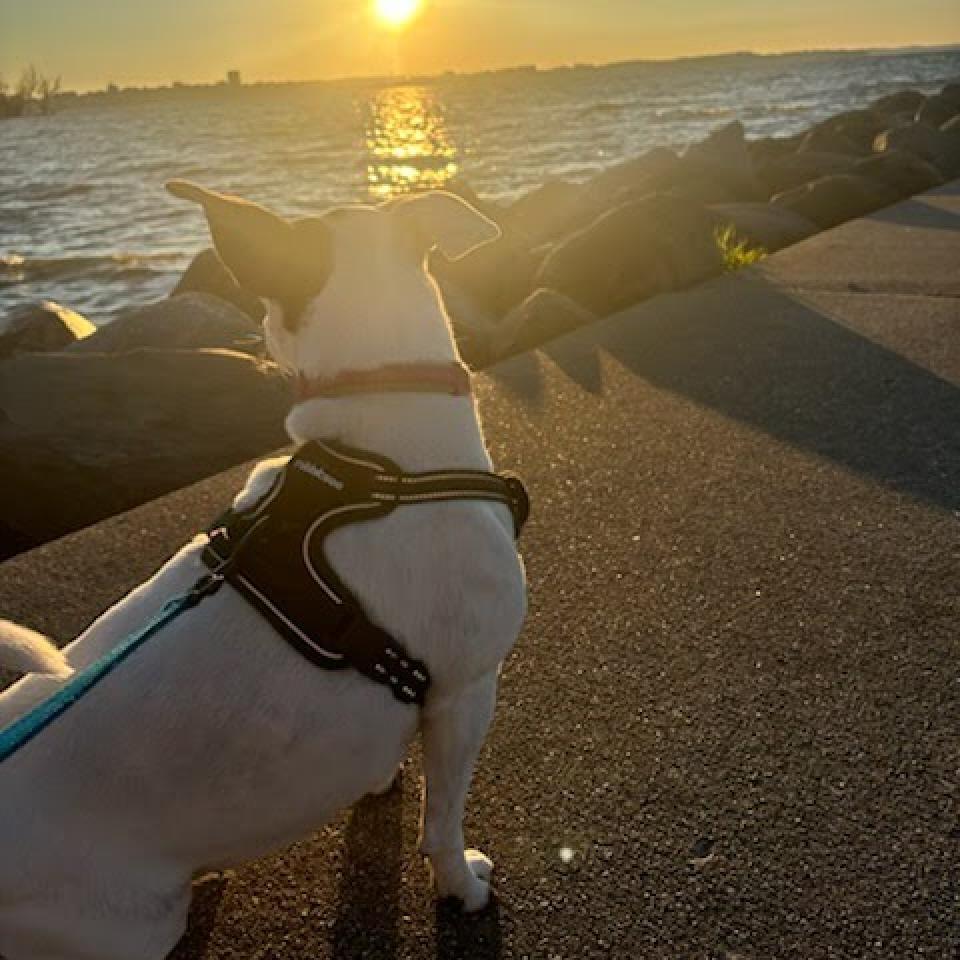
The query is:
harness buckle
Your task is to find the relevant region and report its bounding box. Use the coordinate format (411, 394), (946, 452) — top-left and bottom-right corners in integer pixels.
(328, 609), (429, 705)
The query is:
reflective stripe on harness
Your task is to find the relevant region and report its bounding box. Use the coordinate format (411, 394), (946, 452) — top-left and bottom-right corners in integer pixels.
(202, 440), (530, 707)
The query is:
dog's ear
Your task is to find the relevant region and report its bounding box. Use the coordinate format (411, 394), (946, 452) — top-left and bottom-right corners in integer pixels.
(166, 180), (332, 303)
(392, 191), (500, 261)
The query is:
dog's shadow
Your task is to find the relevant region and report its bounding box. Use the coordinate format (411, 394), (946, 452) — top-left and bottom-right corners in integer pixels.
(330, 777), (405, 959)
(435, 896), (503, 960)
(330, 771), (502, 960)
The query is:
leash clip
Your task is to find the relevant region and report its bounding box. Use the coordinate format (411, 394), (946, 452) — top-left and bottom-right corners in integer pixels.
(187, 568), (229, 604)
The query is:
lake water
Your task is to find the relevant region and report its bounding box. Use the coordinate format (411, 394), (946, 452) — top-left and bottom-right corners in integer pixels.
(1, 48), (958, 324)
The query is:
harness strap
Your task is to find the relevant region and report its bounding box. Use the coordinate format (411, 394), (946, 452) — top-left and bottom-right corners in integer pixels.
(203, 440), (529, 706)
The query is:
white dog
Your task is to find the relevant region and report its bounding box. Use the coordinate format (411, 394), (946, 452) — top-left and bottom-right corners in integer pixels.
(0, 183), (527, 960)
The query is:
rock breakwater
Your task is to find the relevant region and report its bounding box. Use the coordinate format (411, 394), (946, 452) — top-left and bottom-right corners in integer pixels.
(1, 80), (958, 558)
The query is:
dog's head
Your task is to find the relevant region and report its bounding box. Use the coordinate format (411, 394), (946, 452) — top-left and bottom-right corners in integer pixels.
(166, 180), (499, 376)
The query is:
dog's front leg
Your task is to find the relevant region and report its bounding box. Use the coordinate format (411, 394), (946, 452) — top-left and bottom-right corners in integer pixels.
(419, 672), (498, 912)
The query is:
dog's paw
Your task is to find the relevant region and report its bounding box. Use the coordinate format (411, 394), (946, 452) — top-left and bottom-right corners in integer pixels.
(443, 873), (492, 914)
(465, 848), (494, 884)
(433, 849), (494, 913)
(459, 876), (492, 914)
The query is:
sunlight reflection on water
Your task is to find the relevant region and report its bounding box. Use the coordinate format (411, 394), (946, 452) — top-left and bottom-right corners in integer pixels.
(364, 85), (459, 199)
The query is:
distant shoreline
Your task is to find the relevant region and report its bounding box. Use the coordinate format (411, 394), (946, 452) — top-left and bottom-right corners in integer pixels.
(47, 42), (960, 102)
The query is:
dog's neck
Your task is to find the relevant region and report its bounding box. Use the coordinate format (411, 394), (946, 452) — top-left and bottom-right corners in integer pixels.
(285, 389), (494, 474)
(274, 246), (494, 472)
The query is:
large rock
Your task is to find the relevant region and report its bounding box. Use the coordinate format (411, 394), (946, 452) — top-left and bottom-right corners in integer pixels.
(494, 288), (597, 360)
(173, 248), (265, 321)
(853, 151), (945, 199)
(874, 122), (960, 178)
(643, 166), (743, 208)
(707, 203), (819, 253)
(584, 147), (680, 207)
(0, 301), (95, 357)
(583, 130), (761, 213)
(772, 174), (899, 230)
(870, 90), (927, 118)
(70, 293), (263, 355)
(536, 194), (722, 317)
(757, 151), (857, 196)
(748, 134), (805, 165)
(502, 180), (594, 246)
(0, 348), (289, 556)
(679, 121), (765, 201)
(916, 91), (960, 129)
(430, 229), (543, 319)
(799, 109), (887, 156)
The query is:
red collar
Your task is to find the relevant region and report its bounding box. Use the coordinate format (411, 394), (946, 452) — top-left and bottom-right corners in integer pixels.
(295, 363), (472, 402)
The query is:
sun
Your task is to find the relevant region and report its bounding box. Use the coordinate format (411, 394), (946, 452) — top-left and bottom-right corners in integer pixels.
(375, 0), (422, 29)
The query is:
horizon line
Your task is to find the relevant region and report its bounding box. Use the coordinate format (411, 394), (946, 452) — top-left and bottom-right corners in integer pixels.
(38, 40), (960, 96)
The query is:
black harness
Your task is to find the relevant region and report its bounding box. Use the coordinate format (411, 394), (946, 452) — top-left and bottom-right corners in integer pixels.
(202, 441), (529, 707)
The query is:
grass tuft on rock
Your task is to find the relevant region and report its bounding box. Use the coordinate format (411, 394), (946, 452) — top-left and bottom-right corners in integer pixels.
(714, 224), (767, 271)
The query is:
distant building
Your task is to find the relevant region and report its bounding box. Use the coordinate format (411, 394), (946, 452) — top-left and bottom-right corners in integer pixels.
(227, 71), (242, 87)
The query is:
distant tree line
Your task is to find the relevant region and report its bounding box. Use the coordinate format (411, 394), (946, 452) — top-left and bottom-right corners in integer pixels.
(0, 66), (62, 118)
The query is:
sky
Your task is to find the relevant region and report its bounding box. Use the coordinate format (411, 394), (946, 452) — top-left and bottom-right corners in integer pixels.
(2, 0), (959, 91)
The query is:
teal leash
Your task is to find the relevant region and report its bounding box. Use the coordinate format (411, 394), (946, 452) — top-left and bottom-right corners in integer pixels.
(0, 573), (225, 765)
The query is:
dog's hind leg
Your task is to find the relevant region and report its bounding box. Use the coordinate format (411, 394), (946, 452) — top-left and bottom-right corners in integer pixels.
(418, 673), (498, 913)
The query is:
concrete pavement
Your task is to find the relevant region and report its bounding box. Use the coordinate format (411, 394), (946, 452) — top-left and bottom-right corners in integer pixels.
(1, 183), (958, 959)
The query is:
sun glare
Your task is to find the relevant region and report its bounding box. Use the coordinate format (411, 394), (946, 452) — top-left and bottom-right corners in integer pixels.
(375, 0), (422, 29)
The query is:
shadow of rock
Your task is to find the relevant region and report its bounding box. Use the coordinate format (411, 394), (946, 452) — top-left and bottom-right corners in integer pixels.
(483, 269), (960, 513)
(483, 349), (548, 409)
(870, 191), (960, 231)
